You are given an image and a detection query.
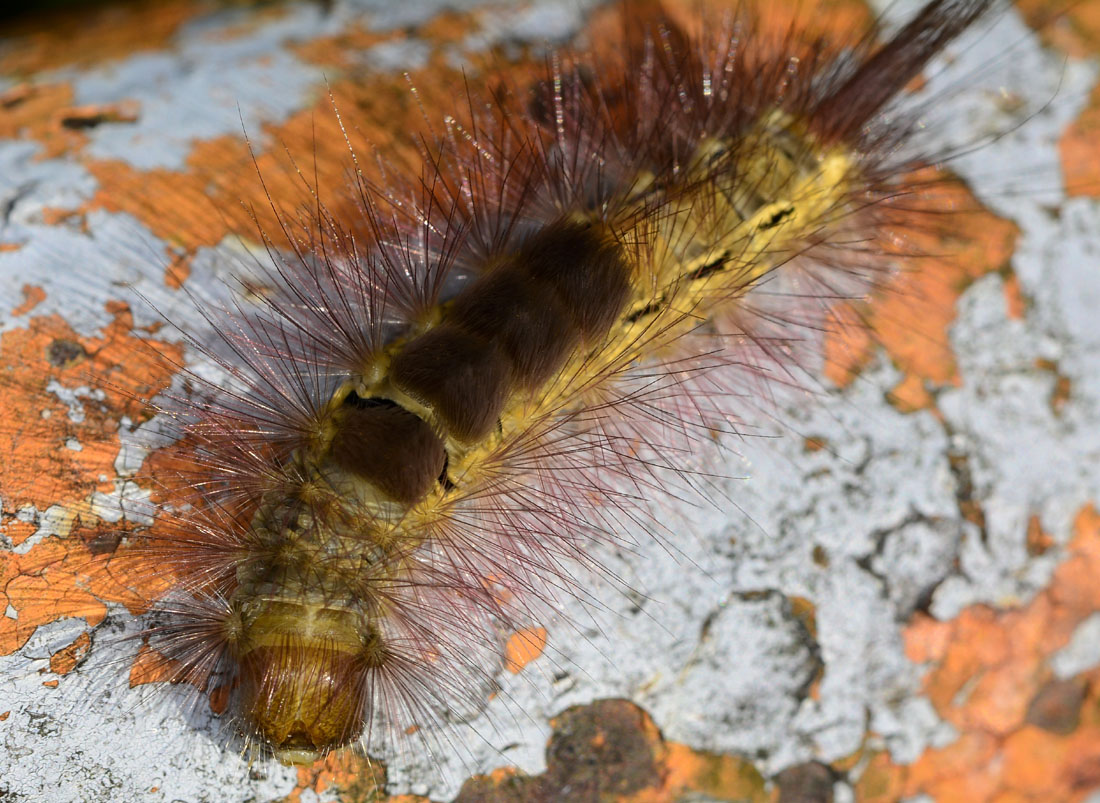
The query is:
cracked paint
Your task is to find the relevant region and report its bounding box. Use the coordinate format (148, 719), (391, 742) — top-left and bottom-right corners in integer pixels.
(0, 306), (182, 658)
(857, 507), (1100, 802)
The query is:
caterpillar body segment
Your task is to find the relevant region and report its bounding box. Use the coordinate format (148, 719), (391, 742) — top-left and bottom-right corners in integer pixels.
(139, 0), (998, 764)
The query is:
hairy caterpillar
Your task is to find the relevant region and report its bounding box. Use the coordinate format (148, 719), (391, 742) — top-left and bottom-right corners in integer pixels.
(2, 0), (1099, 801)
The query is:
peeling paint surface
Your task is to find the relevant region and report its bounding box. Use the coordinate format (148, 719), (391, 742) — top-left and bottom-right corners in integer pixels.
(1, 1), (1100, 802)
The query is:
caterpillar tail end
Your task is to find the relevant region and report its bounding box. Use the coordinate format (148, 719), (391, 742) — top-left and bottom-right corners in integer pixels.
(236, 605), (382, 765)
(240, 641), (369, 765)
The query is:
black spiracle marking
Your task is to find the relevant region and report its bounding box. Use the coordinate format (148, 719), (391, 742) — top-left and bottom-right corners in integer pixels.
(757, 205), (795, 231)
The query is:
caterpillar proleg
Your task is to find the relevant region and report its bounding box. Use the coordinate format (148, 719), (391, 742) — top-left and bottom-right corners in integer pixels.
(2, 0), (1099, 801)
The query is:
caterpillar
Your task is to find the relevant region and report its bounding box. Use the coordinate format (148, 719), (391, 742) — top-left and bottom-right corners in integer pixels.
(1, 0), (1097, 801)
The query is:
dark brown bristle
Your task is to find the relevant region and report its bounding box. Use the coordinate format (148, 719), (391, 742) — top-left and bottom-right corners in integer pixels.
(811, 0), (994, 142)
(518, 221), (632, 341)
(329, 400), (446, 505)
(390, 324), (512, 443)
(448, 263), (580, 388)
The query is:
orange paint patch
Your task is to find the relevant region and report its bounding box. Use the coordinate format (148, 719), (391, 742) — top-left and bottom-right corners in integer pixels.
(0, 530), (167, 658)
(208, 2), (292, 41)
(136, 433), (213, 510)
(11, 285), (46, 317)
(129, 645), (181, 688)
(789, 595), (818, 640)
(886, 372), (936, 414)
(39, 207), (87, 230)
(283, 751), (387, 803)
(1017, 0), (1100, 59)
(1003, 273), (1027, 320)
(1061, 80), (1100, 199)
(0, 0), (206, 75)
(163, 251), (193, 290)
(290, 6), (480, 70)
(290, 22), (401, 68)
(504, 626), (547, 673)
(0, 307), (180, 513)
(1032, 358), (1075, 417)
(83, 29), (513, 257)
(0, 89), (140, 164)
(1027, 514), (1054, 557)
(0, 308), (182, 658)
(826, 173), (1018, 399)
(659, 741), (770, 803)
(824, 302), (876, 386)
(803, 436), (828, 452)
(1052, 373), (1073, 415)
(857, 506), (1100, 802)
(641, 0), (873, 47)
(69, 2), (536, 260)
(48, 631), (92, 675)
(0, 82), (84, 160)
